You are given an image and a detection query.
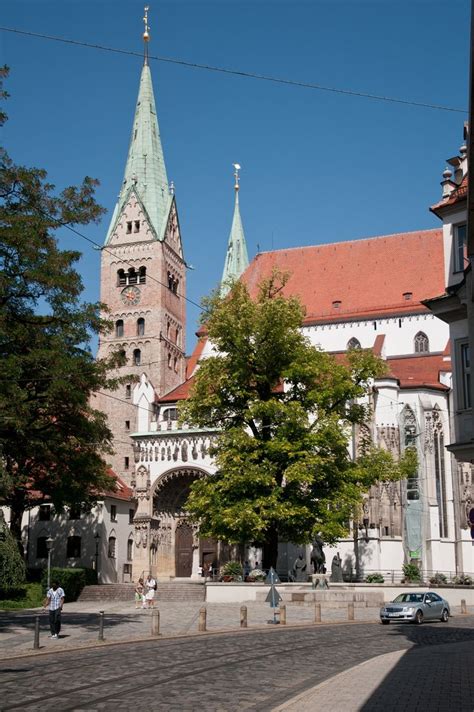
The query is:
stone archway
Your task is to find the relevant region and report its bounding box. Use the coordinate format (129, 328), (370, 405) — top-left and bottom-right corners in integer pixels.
(151, 467), (206, 578)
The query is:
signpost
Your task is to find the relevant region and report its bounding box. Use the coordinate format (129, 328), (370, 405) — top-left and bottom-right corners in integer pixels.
(265, 567), (282, 624)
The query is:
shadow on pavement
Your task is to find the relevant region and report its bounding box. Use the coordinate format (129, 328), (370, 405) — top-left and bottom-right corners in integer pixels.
(0, 611), (144, 635)
(360, 619), (474, 711)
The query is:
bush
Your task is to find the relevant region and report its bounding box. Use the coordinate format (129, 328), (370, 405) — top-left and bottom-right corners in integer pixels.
(365, 573), (384, 584)
(0, 527), (26, 590)
(0, 586), (26, 601)
(247, 568), (265, 582)
(402, 563), (421, 583)
(0, 583), (43, 609)
(41, 567), (86, 601)
(220, 561), (243, 581)
(453, 574), (473, 586)
(83, 568), (98, 586)
(429, 572), (447, 585)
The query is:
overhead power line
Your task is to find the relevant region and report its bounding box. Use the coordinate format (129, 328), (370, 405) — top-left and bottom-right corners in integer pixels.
(0, 26), (467, 114)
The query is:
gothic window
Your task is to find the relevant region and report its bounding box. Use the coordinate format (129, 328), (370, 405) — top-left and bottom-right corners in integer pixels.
(347, 338), (361, 350)
(128, 268), (137, 285)
(134, 220), (140, 233)
(137, 318), (145, 336)
(402, 405), (420, 501)
(168, 272), (173, 290)
(167, 320), (171, 338)
(433, 408), (448, 538)
(117, 269), (126, 286)
(127, 538), (133, 561)
(175, 328), (180, 346)
(138, 266), (146, 284)
(133, 349), (141, 366)
(67, 536), (81, 558)
(125, 384), (131, 399)
(108, 536), (116, 559)
(115, 320), (124, 338)
(124, 456), (129, 470)
(110, 505), (117, 522)
(414, 332), (429, 353)
(174, 356), (178, 372)
(36, 537), (47, 558)
(168, 353), (172, 369)
(126, 221), (132, 234)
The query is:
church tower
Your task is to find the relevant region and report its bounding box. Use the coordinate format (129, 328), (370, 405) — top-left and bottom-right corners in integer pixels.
(96, 10), (186, 482)
(220, 164), (249, 295)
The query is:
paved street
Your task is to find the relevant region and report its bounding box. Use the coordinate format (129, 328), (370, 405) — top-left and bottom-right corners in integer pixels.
(0, 610), (472, 711)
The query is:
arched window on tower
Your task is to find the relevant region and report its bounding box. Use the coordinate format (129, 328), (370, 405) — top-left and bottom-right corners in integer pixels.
(115, 319), (124, 338)
(137, 318), (145, 336)
(414, 331), (429, 353)
(347, 337), (361, 350)
(133, 349), (141, 366)
(117, 269), (126, 286)
(128, 268), (137, 285)
(138, 266), (146, 284)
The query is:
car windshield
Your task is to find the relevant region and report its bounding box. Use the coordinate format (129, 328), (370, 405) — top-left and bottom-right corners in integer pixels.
(393, 593), (424, 603)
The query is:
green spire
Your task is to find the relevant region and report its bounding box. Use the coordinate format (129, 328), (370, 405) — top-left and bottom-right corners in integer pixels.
(105, 62), (171, 244)
(221, 165), (249, 295)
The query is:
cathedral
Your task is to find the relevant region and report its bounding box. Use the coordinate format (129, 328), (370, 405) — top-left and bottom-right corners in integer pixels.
(96, 22), (471, 583)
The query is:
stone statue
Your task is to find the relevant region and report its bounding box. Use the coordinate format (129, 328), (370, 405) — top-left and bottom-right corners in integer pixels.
(292, 553), (307, 582)
(330, 552), (343, 582)
(310, 536), (326, 573)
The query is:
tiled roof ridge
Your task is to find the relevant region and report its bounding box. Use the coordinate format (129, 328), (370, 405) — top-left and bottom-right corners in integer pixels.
(254, 227), (441, 257)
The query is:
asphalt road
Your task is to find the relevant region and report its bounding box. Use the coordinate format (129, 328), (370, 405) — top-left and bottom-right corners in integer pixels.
(1, 616), (474, 711)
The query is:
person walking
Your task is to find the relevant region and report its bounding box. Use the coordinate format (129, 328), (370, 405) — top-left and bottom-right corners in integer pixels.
(43, 581), (65, 639)
(134, 578), (145, 609)
(144, 574), (157, 609)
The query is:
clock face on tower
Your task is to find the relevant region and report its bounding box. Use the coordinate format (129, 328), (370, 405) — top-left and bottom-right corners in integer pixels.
(121, 285), (141, 306)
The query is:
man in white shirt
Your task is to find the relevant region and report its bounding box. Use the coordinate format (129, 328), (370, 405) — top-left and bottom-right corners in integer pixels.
(43, 581), (65, 638)
(144, 574), (157, 608)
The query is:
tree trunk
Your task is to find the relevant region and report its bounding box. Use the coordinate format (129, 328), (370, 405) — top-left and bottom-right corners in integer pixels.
(262, 526), (279, 571)
(9, 491), (26, 558)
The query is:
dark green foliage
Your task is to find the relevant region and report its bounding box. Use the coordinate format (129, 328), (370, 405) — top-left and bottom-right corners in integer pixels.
(0, 522), (26, 589)
(402, 562), (422, 582)
(365, 573), (384, 584)
(41, 567), (86, 601)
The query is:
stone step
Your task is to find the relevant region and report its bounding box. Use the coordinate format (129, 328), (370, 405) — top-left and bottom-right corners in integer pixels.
(79, 582), (205, 603)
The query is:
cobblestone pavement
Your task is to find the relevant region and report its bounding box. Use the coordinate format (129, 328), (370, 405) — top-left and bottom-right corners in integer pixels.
(0, 608), (472, 711)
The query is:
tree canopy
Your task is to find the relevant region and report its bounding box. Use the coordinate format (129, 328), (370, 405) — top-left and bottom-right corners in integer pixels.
(0, 68), (124, 545)
(182, 273), (416, 568)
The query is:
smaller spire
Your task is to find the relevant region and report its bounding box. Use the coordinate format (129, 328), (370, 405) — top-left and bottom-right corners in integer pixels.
(220, 164), (249, 296)
(143, 5), (150, 66)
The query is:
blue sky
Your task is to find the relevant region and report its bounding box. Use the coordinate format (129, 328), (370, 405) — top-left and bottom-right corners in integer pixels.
(1, 0), (470, 352)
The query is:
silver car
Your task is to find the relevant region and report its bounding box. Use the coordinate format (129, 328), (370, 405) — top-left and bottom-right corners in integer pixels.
(380, 592), (450, 625)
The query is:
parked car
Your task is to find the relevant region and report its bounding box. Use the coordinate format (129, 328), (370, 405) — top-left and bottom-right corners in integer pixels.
(380, 592), (450, 625)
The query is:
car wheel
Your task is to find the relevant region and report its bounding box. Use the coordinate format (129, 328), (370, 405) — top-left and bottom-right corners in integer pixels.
(440, 608), (449, 622)
(381, 620), (390, 625)
(415, 610), (424, 624)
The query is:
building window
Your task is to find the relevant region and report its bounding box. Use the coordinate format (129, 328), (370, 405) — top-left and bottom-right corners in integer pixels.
(139, 266), (146, 284)
(133, 349), (141, 366)
(459, 341), (471, 409)
(115, 320), (124, 338)
(168, 353), (172, 369)
(332, 300), (341, 309)
(373, 321), (377, 331)
(110, 505), (117, 522)
(117, 269), (126, 286)
(167, 272), (179, 295)
(414, 331), (429, 354)
(403, 292), (413, 301)
(433, 409), (448, 538)
(175, 328), (180, 346)
(67, 536), (81, 558)
(108, 536), (116, 558)
(36, 537), (48, 559)
(124, 456), (129, 470)
(163, 407), (178, 422)
(134, 220), (140, 233)
(39, 505), (51, 521)
(125, 420), (130, 431)
(126, 221), (132, 234)
(137, 318), (145, 336)
(454, 223), (467, 273)
(128, 268), (137, 285)
(347, 338), (361, 350)
(129, 508), (135, 525)
(174, 356), (178, 372)
(125, 384), (131, 399)
(69, 505), (81, 520)
(127, 538), (133, 561)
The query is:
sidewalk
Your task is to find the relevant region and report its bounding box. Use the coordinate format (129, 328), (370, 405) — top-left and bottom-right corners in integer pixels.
(273, 637), (474, 711)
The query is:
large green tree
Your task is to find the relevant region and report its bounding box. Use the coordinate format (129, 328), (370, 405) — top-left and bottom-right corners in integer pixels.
(182, 274), (415, 569)
(0, 68), (124, 546)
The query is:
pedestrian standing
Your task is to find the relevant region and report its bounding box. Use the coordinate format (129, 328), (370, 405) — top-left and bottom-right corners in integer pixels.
(43, 581), (65, 639)
(134, 578), (144, 609)
(145, 574), (157, 609)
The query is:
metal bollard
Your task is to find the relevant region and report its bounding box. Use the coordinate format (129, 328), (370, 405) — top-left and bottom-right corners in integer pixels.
(461, 599), (467, 614)
(314, 603), (321, 623)
(33, 615), (40, 649)
(348, 602), (355, 621)
(240, 605), (247, 628)
(98, 610), (105, 641)
(151, 609), (160, 636)
(198, 606), (207, 632)
(279, 604), (286, 625)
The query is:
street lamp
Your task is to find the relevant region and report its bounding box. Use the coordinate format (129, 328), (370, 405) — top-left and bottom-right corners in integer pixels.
(46, 536), (53, 590)
(94, 532), (100, 577)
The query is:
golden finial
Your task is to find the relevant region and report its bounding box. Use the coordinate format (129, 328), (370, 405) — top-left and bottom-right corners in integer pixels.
(143, 6), (150, 64)
(232, 163), (241, 192)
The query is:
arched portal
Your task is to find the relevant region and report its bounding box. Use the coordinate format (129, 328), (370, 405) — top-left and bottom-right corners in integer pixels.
(151, 467), (207, 578)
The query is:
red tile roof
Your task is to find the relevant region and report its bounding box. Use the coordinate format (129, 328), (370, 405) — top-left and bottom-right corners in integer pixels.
(158, 376), (195, 403)
(102, 470), (134, 501)
(430, 174), (468, 217)
(387, 353), (450, 391)
(242, 229), (444, 323)
(186, 336), (207, 379)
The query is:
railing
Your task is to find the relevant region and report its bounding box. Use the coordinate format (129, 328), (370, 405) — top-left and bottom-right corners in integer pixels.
(343, 569), (474, 585)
